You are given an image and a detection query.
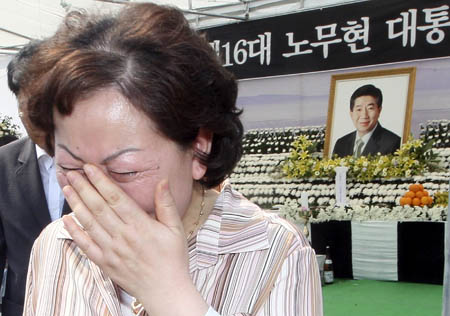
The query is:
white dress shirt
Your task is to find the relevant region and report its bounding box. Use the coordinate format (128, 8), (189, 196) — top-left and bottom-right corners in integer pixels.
(36, 145), (65, 221)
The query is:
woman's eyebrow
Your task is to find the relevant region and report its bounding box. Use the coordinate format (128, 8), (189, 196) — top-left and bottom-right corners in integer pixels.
(56, 144), (142, 164)
(101, 148), (142, 164)
(57, 144), (83, 162)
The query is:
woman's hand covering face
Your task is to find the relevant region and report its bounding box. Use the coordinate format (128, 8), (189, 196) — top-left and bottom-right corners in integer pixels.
(61, 165), (208, 316)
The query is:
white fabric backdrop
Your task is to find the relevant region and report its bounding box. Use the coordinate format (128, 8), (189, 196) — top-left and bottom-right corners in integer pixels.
(352, 221), (398, 281)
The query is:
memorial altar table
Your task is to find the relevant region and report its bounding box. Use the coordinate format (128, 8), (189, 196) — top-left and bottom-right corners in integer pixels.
(310, 220), (445, 285)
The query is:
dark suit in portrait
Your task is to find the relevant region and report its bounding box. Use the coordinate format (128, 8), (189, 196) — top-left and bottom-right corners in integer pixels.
(0, 137), (70, 316)
(332, 124), (401, 158)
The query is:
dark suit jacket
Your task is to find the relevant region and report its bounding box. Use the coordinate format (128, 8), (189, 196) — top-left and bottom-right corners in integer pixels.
(0, 137), (70, 316)
(332, 124), (401, 158)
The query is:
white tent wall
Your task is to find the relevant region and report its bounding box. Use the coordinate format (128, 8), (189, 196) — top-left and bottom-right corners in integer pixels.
(0, 0), (361, 52)
(186, 0), (364, 29)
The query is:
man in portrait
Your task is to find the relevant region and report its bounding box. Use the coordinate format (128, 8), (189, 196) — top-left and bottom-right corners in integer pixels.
(332, 84), (401, 158)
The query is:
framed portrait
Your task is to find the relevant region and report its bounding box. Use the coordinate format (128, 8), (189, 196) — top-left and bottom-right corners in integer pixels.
(324, 67), (416, 158)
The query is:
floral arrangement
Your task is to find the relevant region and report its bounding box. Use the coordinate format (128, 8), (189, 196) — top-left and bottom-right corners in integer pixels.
(230, 125), (450, 220)
(232, 171), (449, 210)
(0, 114), (21, 138)
(276, 200), (313, 223)
(434, 191), (449, 206)
(242, 126), (324, 155)
(435, 148), (450, 169)
(278, 199), (448, 223)
(420, 119), (450, 148)
(281, 135), (441, 182)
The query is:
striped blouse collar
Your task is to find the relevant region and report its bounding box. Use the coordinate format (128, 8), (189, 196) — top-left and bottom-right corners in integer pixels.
(189, 184), (270, 272)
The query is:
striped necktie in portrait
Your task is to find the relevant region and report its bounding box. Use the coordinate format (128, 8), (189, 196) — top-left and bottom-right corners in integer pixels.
(354, 138), (364, 157)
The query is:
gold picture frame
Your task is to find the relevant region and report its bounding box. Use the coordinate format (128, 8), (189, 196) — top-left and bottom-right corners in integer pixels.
(324, 67), (416, 158)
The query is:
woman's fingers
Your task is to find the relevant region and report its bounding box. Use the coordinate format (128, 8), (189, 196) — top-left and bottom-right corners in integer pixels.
(63, 165), (186, 273)
(65, 170), (124, 236)
(61, 189), (105, 263)
(82, 164), (150, 226)
(62, 167), (191, 302)
(154, 179), (184, 232)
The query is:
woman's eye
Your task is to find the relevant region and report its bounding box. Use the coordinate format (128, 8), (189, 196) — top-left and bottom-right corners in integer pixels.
(59, 166), (85, 173)
(109, 171), (139, 182)
(113, 171), (138, 176)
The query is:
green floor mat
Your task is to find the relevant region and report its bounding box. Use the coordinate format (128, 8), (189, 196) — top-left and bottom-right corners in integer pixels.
(322, 279), (443, 316)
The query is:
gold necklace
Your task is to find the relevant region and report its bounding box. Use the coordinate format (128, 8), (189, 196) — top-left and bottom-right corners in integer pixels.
(187, 186), (205, 240)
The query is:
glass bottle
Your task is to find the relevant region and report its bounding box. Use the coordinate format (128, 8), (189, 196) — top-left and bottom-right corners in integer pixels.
(324, 245), (334, 284)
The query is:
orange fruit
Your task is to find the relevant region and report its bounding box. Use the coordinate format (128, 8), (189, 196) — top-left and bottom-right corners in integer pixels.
(421, 196), (429, 205)
(405, 191), (415, 198)
(400, 197), (408, 206)
(422, 190), (429, 197)
(403, 197), (412, 205)
(427, 196), (433, 205)
(409, 184), (420, 192)
(415, 191), (424, 199)
(417, 183), (424, 191)
(412, 198), (421, 206)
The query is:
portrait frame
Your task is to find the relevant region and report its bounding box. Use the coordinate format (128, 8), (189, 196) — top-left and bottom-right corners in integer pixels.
(324, 67), (416, 158)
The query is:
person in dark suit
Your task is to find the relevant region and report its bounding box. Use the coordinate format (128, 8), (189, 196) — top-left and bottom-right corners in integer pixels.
(332, 84), (401, 158)
(0, 135), (18, 147)
(0, 41), (70, 316)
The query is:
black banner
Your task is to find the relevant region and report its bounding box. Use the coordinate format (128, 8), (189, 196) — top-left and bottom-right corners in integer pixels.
(398, 222), (445, 285)
(204, 0), (450, 79)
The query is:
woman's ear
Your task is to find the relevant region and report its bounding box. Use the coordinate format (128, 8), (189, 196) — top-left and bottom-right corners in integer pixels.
(192, 128), (213, 180)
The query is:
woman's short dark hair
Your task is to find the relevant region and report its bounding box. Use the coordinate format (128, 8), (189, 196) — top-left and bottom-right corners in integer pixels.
(26, 3), (243, 188)
(349, 84), (383, 111)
